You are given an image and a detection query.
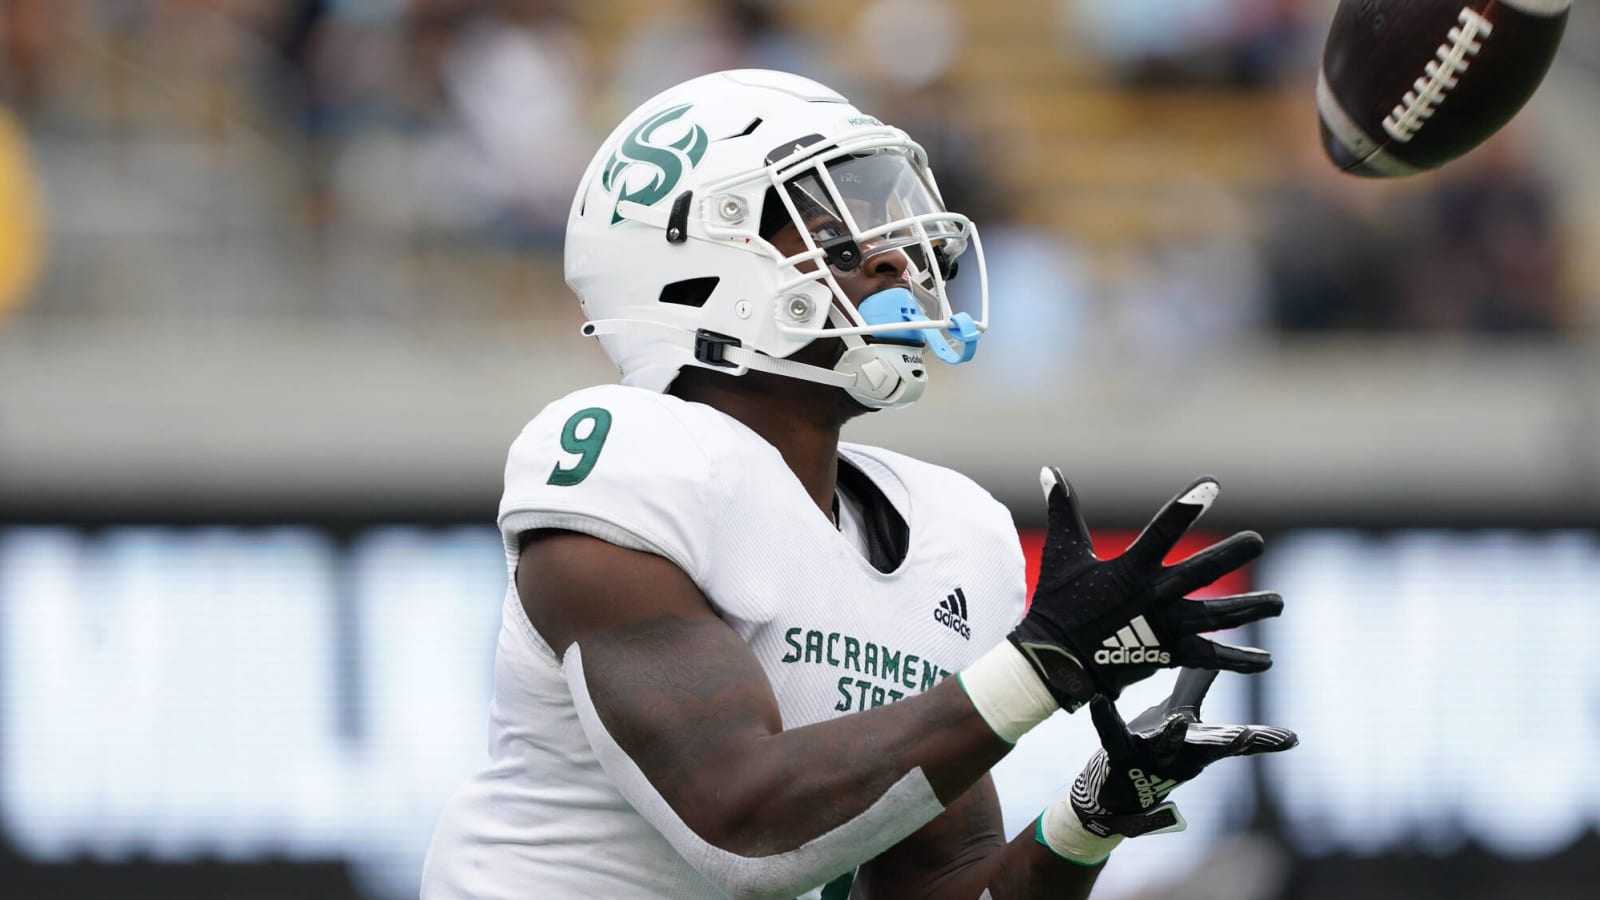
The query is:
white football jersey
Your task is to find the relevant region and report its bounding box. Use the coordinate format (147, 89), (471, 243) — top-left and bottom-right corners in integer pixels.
(422, 384), (1027, 899)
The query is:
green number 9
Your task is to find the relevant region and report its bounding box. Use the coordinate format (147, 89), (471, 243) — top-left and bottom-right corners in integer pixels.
(547, 407), (612, 486)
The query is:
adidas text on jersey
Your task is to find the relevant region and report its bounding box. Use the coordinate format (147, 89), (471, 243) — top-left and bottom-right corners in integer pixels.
(934, 588), (971, 640)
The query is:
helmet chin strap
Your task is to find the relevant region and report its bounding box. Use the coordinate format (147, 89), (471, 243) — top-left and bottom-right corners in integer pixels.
(584, 279), (977, 410)
(579, 317), (926, 409)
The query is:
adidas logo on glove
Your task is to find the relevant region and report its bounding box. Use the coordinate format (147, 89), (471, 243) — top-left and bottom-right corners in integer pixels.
(1126, 767), (1179, 810)
(1094, 616), (1170, 665)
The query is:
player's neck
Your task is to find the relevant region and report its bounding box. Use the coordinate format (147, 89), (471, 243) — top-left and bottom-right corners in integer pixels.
(669, 368), (866, 521)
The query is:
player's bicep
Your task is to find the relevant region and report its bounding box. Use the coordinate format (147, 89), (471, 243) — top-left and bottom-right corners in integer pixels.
(852, 774), (1006, 900)
(518, 528), (722, 660)
(516, 529), (784, 841)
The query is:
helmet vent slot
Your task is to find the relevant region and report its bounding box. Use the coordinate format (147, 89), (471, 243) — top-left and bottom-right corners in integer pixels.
(658, 277), (720, 308)
(765, 133), (826, 165)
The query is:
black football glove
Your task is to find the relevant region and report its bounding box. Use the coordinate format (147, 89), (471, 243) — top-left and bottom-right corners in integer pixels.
(1009, 469), (1282, 711)
(1071, 668), (1299, 838)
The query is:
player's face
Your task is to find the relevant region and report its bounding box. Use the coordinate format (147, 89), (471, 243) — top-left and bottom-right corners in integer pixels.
(765, 151), (967, 314)
(766, 212), (913, 307)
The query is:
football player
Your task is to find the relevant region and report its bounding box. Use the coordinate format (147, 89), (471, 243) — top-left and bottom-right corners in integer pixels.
(422, 69), (1295, 899)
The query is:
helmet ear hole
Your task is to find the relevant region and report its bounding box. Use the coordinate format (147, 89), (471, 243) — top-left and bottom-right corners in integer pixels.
(659, 277), (720, 307)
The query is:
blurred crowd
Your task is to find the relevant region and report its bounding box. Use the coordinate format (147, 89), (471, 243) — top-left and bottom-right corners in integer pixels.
(0, 0), (1593, 346)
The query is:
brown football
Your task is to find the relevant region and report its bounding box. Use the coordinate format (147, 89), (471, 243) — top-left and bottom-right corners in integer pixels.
(1317, 0), (1570, 177)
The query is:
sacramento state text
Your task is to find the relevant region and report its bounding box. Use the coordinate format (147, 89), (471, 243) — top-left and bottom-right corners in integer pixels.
(780, 627), (954, 712)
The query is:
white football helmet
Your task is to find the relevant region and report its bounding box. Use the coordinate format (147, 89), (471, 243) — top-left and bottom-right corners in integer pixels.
(565, 69), (987, 409)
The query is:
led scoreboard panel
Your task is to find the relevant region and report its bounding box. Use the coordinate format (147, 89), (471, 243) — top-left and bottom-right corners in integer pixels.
(1256, 531), (1600, 860)
(2, 527), (1597, 899)
(0, 527), (509, 900)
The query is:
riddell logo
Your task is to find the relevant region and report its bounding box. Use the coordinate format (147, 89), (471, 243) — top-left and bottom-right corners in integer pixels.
(934, 588), (971, 639)
(1094, 616), (1170, 665)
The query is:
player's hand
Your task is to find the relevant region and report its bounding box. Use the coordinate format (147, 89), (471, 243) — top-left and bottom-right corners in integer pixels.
(1009, 469), (1282, 711)
(1071, 669), (1298, 838)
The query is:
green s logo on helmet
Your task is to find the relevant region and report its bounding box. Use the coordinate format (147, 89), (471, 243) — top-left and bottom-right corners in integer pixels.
(601, 103), (709, 225)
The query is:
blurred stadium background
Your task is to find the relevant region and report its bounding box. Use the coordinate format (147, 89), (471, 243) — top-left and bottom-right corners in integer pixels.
(2, 1), (1598, 898)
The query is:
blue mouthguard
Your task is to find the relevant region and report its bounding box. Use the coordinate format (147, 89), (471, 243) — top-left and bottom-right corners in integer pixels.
(856, 287), (980, 364)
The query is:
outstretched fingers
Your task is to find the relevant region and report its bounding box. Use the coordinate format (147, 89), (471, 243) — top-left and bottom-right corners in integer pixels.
(1165, 667), (1218, 717)
(1149, 714), (1190, 761)
(1089, 696), (1137, 762)
(1183, 723), (1299, 758)
(1172, 591), (1284, 634)
(1123, 477), (1221, 570)
(1157, 531), (1265, 599)
(1174, 634), (1272, 674)
(1037, 467), (1096, 573)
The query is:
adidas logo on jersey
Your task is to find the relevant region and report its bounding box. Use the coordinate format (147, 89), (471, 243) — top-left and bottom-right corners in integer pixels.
(1094, 616), (1169, 665)
(934, 588), (971, 640)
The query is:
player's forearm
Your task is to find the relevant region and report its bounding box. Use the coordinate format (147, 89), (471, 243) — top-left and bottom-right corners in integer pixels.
(882, 830), (1100, 900)
(572, 613), (1014, 857)
(726, 679), (1013, 844)
(858, 822), (1103, 900)
(853, 782), (1103, 900)
(974, 827), (1104, 900)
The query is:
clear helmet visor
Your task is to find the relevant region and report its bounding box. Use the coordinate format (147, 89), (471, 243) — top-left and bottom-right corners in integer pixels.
(772, 148), (986, 360)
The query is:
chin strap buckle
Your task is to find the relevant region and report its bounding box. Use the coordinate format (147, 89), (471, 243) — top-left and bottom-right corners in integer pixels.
(693, 329), (742, 368)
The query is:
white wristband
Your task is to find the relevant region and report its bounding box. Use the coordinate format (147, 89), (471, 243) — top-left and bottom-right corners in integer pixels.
(1037, 797), (1123, 865)
(957, 641), (1058, 744)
